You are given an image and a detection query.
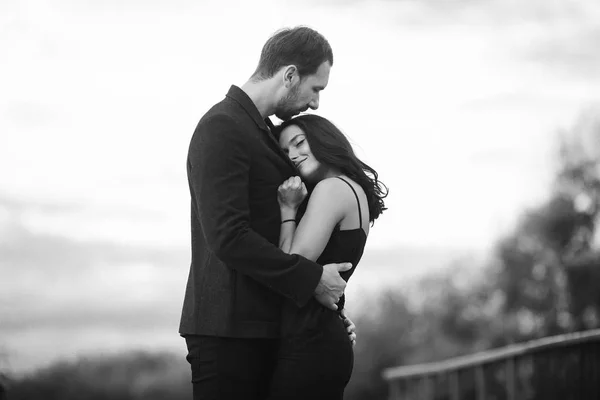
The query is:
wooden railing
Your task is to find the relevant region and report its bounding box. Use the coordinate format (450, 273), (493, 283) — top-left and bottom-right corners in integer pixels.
(382, 329), (600, 400)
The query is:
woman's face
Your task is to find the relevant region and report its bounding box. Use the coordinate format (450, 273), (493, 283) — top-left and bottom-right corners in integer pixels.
(279, 125), (323, 182)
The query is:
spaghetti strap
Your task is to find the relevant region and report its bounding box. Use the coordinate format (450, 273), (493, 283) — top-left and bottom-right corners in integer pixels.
(335, 176), (362, 229)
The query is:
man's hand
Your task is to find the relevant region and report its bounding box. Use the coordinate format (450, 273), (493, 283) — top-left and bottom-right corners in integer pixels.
(340, 308), (357, 347)
(314, 262), (352, 311)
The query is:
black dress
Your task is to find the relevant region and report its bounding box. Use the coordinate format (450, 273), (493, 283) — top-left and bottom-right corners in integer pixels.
(268, 177), (368, 400)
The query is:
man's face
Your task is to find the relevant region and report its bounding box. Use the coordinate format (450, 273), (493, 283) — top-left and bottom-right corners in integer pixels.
(275, 61), (331, 121)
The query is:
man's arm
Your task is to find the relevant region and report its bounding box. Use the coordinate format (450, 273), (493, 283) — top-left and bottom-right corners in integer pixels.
(189, 114), (323, 307)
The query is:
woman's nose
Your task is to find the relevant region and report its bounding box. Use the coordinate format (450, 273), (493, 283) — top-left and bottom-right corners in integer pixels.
(288, 148), (299, 159)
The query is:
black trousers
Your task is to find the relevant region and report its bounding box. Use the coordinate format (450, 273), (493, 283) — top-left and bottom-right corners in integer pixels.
(268, 311), (353, 400)
(185, 335), (278, 400)
(185, 313), (352, 400)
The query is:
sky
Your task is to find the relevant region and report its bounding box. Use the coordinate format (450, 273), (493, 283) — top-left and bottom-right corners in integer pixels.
(1, 0), (600, 374)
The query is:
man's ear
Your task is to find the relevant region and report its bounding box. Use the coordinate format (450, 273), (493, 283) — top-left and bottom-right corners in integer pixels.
(282, 65), (299, 88)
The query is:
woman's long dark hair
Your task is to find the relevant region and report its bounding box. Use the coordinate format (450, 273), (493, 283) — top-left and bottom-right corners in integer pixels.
(276, 114), (388, 223)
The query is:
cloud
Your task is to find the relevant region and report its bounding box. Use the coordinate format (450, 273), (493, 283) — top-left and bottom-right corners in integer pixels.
(0, 190), (192, 372)
(524, 26), (600, 80)
(0, 218), (187, 274)
(0, 193), (188, 275)
(376, 0), (598, 25)
(0, 195), (189, 329)
(0, 190), (187, 246)
(2, 101), (60, 128)
(310, 0), (595, 26)
(0, 193), (83, 215)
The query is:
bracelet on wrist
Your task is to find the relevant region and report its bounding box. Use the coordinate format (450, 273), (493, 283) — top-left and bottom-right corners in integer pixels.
(281, 219), (296, 224)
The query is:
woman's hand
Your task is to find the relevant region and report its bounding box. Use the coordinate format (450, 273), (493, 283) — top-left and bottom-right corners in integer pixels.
(278, 176), (307, 211)
(340, 308), (357, 347)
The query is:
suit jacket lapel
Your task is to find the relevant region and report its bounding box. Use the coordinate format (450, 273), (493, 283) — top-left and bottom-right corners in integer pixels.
(225, 85), (297, 171)
(260, 118), (297, 170)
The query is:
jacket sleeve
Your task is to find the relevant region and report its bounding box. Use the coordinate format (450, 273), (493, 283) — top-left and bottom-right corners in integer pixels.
(188, 114), (323, 308)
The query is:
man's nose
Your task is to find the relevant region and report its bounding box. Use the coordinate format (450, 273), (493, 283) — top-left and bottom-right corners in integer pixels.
(308, 94), (320, 110)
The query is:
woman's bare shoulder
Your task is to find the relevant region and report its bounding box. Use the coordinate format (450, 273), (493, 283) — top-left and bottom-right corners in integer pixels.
(310, 177), (359, 209)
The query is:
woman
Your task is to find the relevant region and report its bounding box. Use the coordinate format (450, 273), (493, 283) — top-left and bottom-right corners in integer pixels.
(268, 114), (387, 399)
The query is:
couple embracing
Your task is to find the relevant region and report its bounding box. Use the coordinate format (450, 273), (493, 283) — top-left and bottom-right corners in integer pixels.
(179, 26), (388, 400)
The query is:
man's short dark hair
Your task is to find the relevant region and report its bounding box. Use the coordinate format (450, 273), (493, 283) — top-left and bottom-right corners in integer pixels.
(251, 26), (333, 81)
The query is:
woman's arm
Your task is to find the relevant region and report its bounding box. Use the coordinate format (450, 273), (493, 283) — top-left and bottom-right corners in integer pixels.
(278, 176), (358, 341)
(278, 177), (351, 261)
(278, 176), (307, 253)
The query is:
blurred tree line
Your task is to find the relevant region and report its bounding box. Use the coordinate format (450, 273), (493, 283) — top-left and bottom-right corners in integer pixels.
(1, 112), (598, 399)
(1, 352), (190, 400)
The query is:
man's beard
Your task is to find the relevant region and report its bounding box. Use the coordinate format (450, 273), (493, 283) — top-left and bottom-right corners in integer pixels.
(275, 84), (302, 121)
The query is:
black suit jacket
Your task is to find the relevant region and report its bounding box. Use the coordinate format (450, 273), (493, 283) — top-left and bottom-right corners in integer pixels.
(179, 85), (323, 338)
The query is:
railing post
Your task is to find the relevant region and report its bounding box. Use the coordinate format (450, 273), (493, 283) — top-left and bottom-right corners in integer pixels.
(475, 364), (486, 400)
(419, 375), (431, 400)
(449, 370), (460, 400)
(506, 356), (516, 400)
(389, 378), (401, 400)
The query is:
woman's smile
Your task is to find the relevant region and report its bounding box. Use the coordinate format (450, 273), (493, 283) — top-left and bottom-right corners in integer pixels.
(295, 158), (307, 168)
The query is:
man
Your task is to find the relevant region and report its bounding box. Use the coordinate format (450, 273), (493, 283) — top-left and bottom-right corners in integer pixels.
(180, 27), (354, 399)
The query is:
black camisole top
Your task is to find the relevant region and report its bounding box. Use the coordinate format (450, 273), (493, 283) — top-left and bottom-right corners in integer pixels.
(281, 176), (368, 336)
